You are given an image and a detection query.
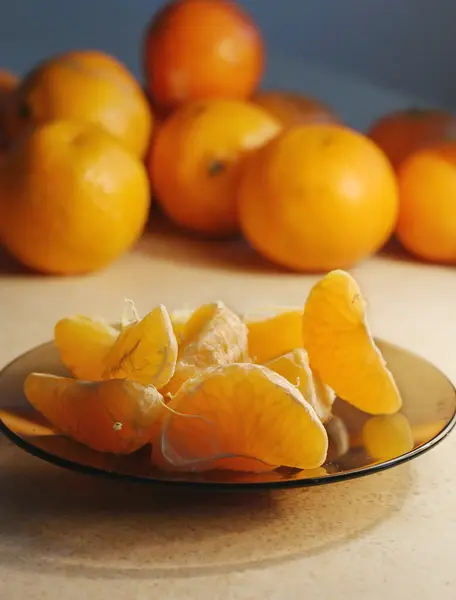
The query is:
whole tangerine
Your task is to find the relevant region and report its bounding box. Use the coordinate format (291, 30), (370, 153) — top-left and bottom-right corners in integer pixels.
(368, 107), (456, 171)
(4, 50), (152, 158)
(238, 124), (398, 272)
(396, 141), (456, 264)
(0, 69), (19, 151)
(143, 0), (264, 113)
(252, 90), (338, 129)
(0, 120), (150, 275)
(149, 98), (281, 236)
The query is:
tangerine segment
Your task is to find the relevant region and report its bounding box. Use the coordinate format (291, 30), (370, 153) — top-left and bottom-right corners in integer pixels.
(313, 373), (336, 424)
(153, 363), (328, 472)
(244, 308), (303, 363)
(24, 373), (165, 454)
(54, 316), (118, 381)
(266, 349), (334, 423)
(362, 414), (414, 461)
(163, 302), (249, 396)
(103, 304), (178, 388)
(302, 270), (402, 415)
(169, 308), (194, 345)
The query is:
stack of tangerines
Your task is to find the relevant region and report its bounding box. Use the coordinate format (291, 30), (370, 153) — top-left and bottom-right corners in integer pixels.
(0, 0), (455, 275)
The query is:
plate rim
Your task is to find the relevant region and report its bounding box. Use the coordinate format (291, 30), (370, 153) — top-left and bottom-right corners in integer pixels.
(0, 339), (455, 491)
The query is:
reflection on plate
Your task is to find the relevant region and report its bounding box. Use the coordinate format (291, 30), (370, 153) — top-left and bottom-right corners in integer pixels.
(0, 340), (455, 490)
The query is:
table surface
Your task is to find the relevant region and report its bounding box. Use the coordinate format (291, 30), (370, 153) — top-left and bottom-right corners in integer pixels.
(0, 220), (455, 600)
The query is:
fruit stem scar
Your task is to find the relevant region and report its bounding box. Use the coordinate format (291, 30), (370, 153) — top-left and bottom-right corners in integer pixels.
(207, 159), (227, 177)
(113, 421), (123, 431)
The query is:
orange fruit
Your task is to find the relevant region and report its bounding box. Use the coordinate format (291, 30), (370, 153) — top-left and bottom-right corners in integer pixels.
(152, 363), (328, 472)
(243, 307), (303, 363)
(303, 270), (402, 415)
(362, 413), (413, 461)
(143, 0), (264, 113)
(252, 91), (338, 129)
(24, 373), (165, 454)
(150, 99), (281, 236)
(239, 124), (398, 271)
(396, 142), (456, 263)
(266, 349), (334, 423)
(163, 301), (249, 396)
(0, 69), (19, 151)
(103, 304), (178, 388)
(5, 50), (152, 158)
(55, 316), (119, 381)
(302, 270), (402, 415)
(0, 119), (150, 274)
(368, 107), (456, 171)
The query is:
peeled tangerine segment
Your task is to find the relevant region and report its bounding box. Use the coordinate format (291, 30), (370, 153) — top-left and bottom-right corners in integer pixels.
(153, 363), (328, 473)
(266, 349), (335, 423)
(163, 302), (249, 396)
(103, 304), (178, 388)
(243, 307), (303, 363)
(54, 315), (118, 380)
(303, 270), (402, 415)
(169, 308), (195, 345)
(362, 413), (414, 461)
(24, 373), (165, 455)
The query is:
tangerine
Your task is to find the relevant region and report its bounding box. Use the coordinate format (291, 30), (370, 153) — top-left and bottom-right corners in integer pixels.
(368, 107), (456, 171)
(5, 50), (152, 158)
(252, 90), (338, 129)
(396, 141), (456, 263)
(0, 119), (150, 275)
(150, 98), (280, 236)
(143, 0), (264, 113)
(238, 124), (398, 272)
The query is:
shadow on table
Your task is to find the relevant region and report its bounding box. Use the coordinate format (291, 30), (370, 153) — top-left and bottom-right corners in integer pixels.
(137, 215), (291, 276)
(0, 436), (413, 580)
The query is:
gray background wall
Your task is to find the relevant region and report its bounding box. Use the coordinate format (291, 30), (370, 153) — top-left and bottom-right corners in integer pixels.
(0, 0), (453, 129)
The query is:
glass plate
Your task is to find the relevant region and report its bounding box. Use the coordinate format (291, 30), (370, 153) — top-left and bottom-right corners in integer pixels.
(0, 340), (455, 490)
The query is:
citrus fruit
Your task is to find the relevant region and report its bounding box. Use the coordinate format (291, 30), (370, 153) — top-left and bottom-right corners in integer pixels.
(238, 124), (398, 271)
(103, 304), (178, 388)
(0, 119), (150, 275)
(312, 373), (336, 424)
(362, 413), (413, 461)
(0, 69), (19, 151)
(5, 50), (152, 158)
(163, 301), (249, 396)
(169, 308), (194, 345)
(150, 98), (281, 236)
(55, 316), (119, 381)
(266, 349), (334, 423)
(152, 363), (328, 472)
(24, 373), (165, 454)
(252, 91), (338, 129)
(396, 141), (456, 264)
(326, 416), (350, 461)
(302, 270), (402, 415)
(243, 307), (303, 363)
(368, 107), (456, 171)
(143, 0), (264, 113)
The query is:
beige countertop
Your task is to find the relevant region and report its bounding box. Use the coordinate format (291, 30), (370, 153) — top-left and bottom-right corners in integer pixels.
(1, 222), (455, 600)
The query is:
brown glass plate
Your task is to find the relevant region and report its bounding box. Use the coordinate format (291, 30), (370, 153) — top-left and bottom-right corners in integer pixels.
(0, 340), (455, 490)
